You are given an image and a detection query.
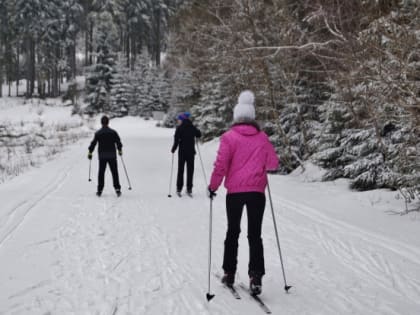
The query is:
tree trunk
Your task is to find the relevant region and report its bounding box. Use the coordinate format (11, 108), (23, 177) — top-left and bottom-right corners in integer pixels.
(47, 70), (51, 96)
(5, 38), (13, 97)
(0, 37), (3, 98)
(52, 65), (58, 97)
(26, 37), (35, 97)
(59, 72), (63, 95)
(89, 22), (93, 65)
(52, 45), (60, 97)
(126, 24), (130, 68)
(119, 27), (124, 51)
(155, 7), (161, 67)
(69, 39), (76, 80)
(31, 38), (36, 96)
(37, 48), (45, 98)
(85, 30), (89, 66)
(25, 36), (30, 97)
(137, 23), (143, 54)
(131, 33), (136, 71)
(16, 44), (19, 96)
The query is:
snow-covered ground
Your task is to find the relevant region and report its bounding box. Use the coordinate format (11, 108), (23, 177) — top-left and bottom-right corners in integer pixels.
(0, 116), (419, 315)
(1, 77), (85, 98)
(0, 97), (90, 183)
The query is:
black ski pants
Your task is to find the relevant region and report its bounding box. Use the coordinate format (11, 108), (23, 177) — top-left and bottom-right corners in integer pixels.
(223, 192), (266, 276)
(97, 158), (121, 192)
(176, 154), (195, 192)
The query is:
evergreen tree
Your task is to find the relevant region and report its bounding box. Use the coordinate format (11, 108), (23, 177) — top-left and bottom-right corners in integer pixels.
(167, 0), (419, 204)
(85, 11), (117, 114)
(130, 52), (171, 117)
(191, 80), (231, 141)
(0, 0), (9, 97)
(15, 0), (46, 97)
(110, 58), (132, 116)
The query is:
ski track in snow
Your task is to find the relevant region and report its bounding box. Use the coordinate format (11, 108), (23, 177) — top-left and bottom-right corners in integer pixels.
(48, 193), (235, 315)
(0, 164), (74, 247)
(266, 195), (420, 315)
(1, 118), (419, 315)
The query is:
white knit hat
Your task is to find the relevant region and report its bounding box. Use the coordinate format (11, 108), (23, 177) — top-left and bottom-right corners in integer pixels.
(233, 90), (256, 122)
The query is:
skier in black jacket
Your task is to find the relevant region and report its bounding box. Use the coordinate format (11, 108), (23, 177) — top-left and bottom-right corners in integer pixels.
(88, 115), (123, 197)
(171, 112), (202, 196)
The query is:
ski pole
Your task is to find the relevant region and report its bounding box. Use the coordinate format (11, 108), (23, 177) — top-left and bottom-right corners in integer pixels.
(195, 142), (208, 187)
(267, 177), (292, 293)
(168, 154), (174, 197)
(88, 159), (92, 182)
(120, 155), (132, 190)
(197, 141), (215, 301)
(206, 197), (215, 301)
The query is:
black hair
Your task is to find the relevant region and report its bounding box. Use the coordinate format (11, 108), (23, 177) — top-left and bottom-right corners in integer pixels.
(101, 115), (109, 126)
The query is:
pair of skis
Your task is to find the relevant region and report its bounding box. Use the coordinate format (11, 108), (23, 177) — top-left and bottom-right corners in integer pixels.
(216, 274), (272, 314)
(176, 192), (193, 198)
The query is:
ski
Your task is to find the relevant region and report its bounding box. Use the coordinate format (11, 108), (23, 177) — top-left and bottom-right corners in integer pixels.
(223, 284), (241, 299)
(214, 274), (241, 299)
(238, 283), (272, 314)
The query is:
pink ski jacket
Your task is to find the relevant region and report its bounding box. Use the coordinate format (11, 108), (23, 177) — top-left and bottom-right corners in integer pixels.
(209, 124), (279, 194)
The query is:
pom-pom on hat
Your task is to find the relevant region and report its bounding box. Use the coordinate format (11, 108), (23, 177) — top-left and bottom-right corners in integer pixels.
(233, 90), (255, 122)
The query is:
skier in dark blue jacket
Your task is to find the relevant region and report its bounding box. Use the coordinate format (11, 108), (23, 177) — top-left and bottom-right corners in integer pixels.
(88, 116), (123, 196)
(171, 112), (201, 196)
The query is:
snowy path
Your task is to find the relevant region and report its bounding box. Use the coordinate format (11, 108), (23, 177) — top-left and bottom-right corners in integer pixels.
(0, 118), (419, 315)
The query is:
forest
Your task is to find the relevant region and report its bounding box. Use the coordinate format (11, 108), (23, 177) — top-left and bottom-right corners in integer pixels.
(0, 0), (419, 209)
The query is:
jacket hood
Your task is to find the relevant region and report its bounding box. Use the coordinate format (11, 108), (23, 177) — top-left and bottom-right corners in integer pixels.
(231, 123), (260, 136)
(181, 119), (192, 125)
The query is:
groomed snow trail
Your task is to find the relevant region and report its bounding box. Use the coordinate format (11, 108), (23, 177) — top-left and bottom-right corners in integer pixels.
(0, 118), (419, 315)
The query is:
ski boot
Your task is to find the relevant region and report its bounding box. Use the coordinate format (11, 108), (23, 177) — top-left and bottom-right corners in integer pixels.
(116, 189), (121, 197)
(221, 272), (235, 287)
(96, 191), (102, 197)
(249, 271), (263, 295)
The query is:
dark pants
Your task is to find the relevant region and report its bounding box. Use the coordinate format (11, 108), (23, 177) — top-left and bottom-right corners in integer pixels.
(97, 158), (121, 192)
(176, 154), (194, 192)
(223, 192), (266, 276)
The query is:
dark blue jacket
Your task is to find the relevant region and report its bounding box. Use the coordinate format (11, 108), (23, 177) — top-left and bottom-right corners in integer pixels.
(171, 119), (201, 157)
(89, 126), (122, 160)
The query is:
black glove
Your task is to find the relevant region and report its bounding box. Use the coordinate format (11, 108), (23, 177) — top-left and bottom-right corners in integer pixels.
(207, 187), (217, 200)
(88, 152), (92, 160)
(118, 150), (122, 156)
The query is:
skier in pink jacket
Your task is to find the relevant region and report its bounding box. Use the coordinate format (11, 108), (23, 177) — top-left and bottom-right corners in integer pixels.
(208, 90), (279, 295)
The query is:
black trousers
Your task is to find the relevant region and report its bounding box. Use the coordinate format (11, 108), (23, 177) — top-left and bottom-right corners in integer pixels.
(176, 154), (195, 192)
(223, 192), (266, 276)
(97, 158), (121, 192)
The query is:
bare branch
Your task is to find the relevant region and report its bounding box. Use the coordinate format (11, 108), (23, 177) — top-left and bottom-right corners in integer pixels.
(238, 40), (341, 58)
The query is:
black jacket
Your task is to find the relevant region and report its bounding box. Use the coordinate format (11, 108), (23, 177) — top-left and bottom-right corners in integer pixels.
(171, 119), (201, 157)
(89, 126), (122, 160)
